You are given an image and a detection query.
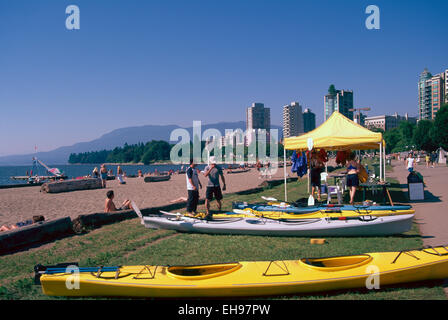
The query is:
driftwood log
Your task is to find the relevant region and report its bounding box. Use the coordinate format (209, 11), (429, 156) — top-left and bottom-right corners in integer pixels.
(41, 178), (103, 193)
(0, 217), (73, 254)
(144, 175), (171, 183)
(227, 169), (251, 174)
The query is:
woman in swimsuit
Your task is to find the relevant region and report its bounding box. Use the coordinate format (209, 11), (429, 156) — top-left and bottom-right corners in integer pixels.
(345, 152), (360, 205)
(100, 164), (108, 188)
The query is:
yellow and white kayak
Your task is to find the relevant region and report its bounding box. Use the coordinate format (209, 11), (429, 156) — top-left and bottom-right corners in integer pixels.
(37, 246), (448, 298)
(212, 208), (415, 221)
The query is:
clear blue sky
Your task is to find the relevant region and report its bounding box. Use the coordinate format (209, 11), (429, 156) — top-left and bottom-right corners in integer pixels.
(1, 0), (447, 156)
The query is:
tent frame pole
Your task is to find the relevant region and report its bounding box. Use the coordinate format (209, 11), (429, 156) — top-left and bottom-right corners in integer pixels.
(283, 148), (287, 202)
(383, 143), (386, 182)
(379, 142), (383, 182)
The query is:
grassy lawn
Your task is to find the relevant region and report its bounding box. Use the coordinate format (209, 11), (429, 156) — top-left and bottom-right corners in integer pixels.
(0, 172), (446, 300)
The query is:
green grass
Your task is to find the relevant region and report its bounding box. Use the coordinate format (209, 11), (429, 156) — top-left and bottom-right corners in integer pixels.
(0, 175), (446, 300)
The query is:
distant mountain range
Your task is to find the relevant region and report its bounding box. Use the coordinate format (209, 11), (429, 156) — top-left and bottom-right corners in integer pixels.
(0, 121), (282, 165)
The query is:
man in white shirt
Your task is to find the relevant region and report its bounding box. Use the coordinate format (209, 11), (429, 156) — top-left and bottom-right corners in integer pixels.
(186, 158), (202, 214)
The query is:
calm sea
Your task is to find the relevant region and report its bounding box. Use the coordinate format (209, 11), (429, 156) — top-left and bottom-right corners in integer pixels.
(0, 163), (209, 186)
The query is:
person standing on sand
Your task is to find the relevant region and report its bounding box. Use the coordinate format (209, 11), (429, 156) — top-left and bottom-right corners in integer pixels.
(203, 156), (226, 220)
(186, 158), (202, 214)
(100, 164), (108, 188)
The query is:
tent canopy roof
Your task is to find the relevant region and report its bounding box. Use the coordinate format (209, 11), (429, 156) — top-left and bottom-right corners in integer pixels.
(284, 111), (383, 151)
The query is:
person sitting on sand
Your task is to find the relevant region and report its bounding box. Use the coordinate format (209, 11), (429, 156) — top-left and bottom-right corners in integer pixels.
(104, 190), (132, 213)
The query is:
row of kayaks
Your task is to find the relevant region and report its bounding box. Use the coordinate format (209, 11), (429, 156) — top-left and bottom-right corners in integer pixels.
(36, 199), (447, 298)
(142, 200), (416, 237)
(36, 246), (448, 297)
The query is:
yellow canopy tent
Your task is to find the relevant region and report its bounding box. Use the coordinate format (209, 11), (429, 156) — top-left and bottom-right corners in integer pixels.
(284, 111), (383, 151)
(281, 111), (386, 201)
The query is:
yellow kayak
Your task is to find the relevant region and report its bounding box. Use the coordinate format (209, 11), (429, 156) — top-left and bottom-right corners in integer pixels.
(210, 208), (415, 221)
(227, 201), (415, 220)
(37, 246), (448, 298)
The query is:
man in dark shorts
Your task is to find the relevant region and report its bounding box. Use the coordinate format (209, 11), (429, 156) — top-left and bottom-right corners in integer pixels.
(186, 158), (202, 214)
(310, 151), (324, 202)
(203, 156), (226, 219)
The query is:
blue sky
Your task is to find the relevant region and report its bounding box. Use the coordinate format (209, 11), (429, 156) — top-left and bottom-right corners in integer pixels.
(1, 0), (447, 156)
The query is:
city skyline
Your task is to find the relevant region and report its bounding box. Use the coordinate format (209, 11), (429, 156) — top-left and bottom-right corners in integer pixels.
(1, 1), (448, 156)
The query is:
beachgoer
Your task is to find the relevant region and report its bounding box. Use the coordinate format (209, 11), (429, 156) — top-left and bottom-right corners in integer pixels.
(406, 153), (415, 172)
(92, 167), (100, 178)
(0, 216), (44, 232)
(203, 156), (226, 219)
(104, 190), (131, 213)
(431, 152), (437, 167)
(117, 166), (125, 184)
(186, 158), (202, 214)
(138, 169), (143, 178)
(310, 150), (324, 202)
(425, 154), (430, 168)
(100, 164), (108, 188)
(345, 152), (360, 205)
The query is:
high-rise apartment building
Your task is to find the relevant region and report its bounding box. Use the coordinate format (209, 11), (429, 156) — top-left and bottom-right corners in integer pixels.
(246, 102), (271, 146)
(324, 87), (354, 121)
(282, 102), (303, 138)
(418, 68), (447, 120)
(303, 108), (316, 133)
(246, 103), (270, 131)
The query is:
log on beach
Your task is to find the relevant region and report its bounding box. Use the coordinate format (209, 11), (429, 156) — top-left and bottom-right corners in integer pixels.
(40, 178), (103, 193)
(71, 210), (137, 234)
(144, 175), (171, 183)
(0, 217), (73, 254)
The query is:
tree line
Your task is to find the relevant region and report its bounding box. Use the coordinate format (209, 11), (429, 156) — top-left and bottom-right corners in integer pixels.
(68, 138), (284, 165)
(374, 103), (448, 153)
(68, 141), (172, 165)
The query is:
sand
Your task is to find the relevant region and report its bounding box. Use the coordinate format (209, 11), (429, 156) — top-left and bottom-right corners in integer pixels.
(0, 167), (293, 226)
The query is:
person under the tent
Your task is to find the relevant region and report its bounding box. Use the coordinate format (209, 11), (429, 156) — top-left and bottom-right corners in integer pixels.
(309, 150), (324, 202)
(345, 152), (360, 205)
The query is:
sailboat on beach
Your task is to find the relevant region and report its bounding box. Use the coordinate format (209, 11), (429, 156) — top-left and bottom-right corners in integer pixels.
(10, 157), (67, 184)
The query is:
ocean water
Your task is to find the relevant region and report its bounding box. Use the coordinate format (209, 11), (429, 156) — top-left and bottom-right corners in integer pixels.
(0, 163), (209, 186)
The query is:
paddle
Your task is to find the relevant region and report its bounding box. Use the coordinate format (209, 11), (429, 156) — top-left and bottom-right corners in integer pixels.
(131, 201), (144, 225)
(261, 196), (278, 202)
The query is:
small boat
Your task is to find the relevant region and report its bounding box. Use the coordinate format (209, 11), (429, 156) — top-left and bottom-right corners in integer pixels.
(143, 213), (414, 237)
(231, 202), (414, 219)
(144, 175), (171, 183)
(35, 246), (448, 297)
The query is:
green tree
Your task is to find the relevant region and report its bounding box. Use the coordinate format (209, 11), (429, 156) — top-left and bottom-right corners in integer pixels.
(383, 128), (401, 153)
(413, 120), (436, 152)
(432, 103), (448, 150)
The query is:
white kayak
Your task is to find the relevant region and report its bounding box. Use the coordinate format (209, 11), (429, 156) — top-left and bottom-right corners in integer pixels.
(143, 213), (414, 237)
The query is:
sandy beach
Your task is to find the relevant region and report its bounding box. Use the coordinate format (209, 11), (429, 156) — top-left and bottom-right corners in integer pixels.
(0, 167), (293, 226)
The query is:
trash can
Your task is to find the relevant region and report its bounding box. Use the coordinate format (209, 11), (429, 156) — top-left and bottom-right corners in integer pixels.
(407, 172), (424, 200)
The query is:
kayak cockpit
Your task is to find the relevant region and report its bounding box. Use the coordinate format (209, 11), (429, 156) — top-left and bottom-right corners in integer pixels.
(167, 263), (242, 280)
(300, 255), (373, 271)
